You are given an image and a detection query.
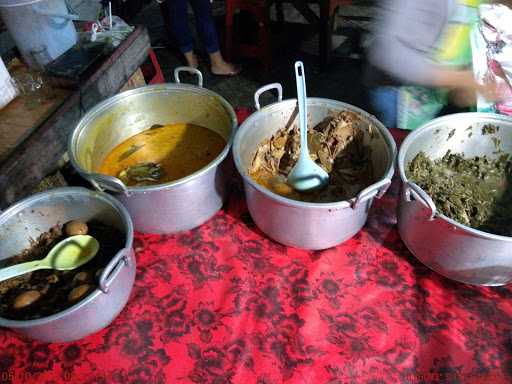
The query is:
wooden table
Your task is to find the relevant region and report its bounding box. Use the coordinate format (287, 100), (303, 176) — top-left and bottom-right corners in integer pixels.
(0, 26), (151, 209)
(0, 68), (71, 165)
(276, 0), (352, 70)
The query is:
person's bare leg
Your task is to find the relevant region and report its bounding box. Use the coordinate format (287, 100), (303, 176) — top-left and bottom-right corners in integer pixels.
(209, 51), (241, 75)
(183, 51), (199, 68)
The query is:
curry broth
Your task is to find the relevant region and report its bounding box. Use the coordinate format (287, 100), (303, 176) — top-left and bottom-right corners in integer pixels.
(98, 123), (226, 186)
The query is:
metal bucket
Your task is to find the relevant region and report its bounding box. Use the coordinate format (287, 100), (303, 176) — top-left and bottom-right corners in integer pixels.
(398, 113), (512, 286)
(69, 68), (237, 234)
(233, 83), (397, 250)
(0, 187), (135, 342)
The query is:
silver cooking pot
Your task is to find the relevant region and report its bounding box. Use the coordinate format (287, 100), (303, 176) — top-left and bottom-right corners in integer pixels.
(233, 83), (397, 250)
(69, 68), (237, 234)
(0, 187), (135, 342)
(398, 113), (512, 286)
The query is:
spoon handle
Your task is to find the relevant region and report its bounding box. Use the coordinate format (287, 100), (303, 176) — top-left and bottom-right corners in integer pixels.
(294, 61), (309, 158)
(0, 260), (48, 283)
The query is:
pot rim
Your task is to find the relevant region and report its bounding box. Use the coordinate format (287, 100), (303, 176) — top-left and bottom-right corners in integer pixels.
(0, 187), (134, 327)
(398, 112), (512, 242)
(68, 83), (238, 193)
(233, 97), (397, 209)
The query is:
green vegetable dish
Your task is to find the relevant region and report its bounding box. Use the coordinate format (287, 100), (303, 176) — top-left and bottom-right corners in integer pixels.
(407, 150), (512, 236)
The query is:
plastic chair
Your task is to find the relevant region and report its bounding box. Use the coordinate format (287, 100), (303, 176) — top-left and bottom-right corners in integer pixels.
(224, 0), (273, 72)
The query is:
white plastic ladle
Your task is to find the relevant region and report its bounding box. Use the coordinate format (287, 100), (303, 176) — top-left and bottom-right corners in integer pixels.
(0, 235), (99, 283)
(287, 61), (329, 192)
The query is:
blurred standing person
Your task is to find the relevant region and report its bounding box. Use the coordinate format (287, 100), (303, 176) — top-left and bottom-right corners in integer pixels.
(365, 0), (493, 129)
(164, 0), (241, 75)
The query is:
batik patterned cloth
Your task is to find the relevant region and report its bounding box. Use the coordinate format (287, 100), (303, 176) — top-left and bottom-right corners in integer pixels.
(0, 115), (511, 384)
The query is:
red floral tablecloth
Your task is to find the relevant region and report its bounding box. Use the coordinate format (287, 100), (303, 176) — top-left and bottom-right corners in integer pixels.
(1, 113), (512, 384)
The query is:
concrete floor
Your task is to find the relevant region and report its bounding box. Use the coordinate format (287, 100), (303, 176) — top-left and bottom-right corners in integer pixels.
(134, 2), (372, 112)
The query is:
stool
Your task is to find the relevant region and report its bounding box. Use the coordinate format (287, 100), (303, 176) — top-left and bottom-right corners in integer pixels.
(140, 49), (165, 85)
(225, 0), (272, 72)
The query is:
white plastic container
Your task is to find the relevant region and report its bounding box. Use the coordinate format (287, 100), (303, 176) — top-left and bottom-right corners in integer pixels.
(0, 0), (78, 68)
(0, 56), (17, 109)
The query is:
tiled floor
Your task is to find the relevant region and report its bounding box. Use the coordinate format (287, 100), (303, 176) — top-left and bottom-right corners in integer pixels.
(134, 1), (374, 112)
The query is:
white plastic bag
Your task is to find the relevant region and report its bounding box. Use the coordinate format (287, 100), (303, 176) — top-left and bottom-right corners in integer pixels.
(90, 16), (134, 47)
(472, 4), (512, 115)
(0, 57), (18, 110)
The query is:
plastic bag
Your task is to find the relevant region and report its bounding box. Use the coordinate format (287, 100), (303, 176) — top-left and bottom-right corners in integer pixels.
(397, 86), (448, 131)
(90, 15), (134, 47)
(472, 4), (512, 115)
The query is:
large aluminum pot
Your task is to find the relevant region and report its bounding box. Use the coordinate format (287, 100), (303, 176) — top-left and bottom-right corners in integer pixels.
(233, 83), (397, 250)
(0, 187), (135, 342)
(398, 113), (512, 286)
(69, 68), (237, 234)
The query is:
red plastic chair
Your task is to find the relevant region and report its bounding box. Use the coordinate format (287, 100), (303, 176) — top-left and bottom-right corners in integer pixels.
(319, 0), (354, 69)
(140, 49), (165, 85)
(224, 0), (273, 72)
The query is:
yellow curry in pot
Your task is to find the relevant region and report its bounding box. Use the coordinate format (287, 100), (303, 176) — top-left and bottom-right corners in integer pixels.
(98, 123), (226, 186)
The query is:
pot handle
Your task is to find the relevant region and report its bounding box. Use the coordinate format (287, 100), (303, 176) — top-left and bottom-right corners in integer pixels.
(351, 178), (391, 209)
(99, 248), (130, 294)
(405, 181), (437, 220)
(174, 67), (204, 88)
(88, 173), (130, 196)
(254, 83), (283, 110)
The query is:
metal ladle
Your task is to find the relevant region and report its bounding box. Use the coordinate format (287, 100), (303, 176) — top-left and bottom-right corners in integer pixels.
(0, 235), (99, 283)
(287, 61), (329, 192)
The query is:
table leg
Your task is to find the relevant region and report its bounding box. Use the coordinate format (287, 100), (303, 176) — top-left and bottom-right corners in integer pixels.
(291, 0), (319, 25)
(275, 0), (285, 29)
(225, 1), (235, 62)
(319, 0), (331, 71)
